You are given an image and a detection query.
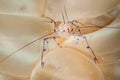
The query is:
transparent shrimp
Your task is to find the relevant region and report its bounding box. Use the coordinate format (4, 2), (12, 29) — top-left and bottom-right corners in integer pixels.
(0, 0), (120, 69)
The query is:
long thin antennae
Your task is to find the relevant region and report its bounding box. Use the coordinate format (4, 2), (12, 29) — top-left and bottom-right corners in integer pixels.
(82, 25), (120, 29)
(72, 20), (120, 29)
(62, 11), (65, 24)
(64, 5), (69, 22)
(0, 32), (54, 63)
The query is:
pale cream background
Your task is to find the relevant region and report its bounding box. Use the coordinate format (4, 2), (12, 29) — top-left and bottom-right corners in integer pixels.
(0, 0), (120, 80)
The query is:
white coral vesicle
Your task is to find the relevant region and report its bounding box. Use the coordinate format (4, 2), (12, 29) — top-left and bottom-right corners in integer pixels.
(30, 48), (104, 80)
(0, 0), (120, 80)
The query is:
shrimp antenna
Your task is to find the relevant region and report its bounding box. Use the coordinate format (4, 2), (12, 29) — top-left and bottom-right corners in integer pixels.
(61, 0), (69, 24)
(0, 32), (54, 63)
(62, 11), (66, 24)
(64, 4), (69, 22)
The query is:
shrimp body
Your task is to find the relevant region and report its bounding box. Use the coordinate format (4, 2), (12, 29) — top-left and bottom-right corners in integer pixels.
(55, 21), (81, 38)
